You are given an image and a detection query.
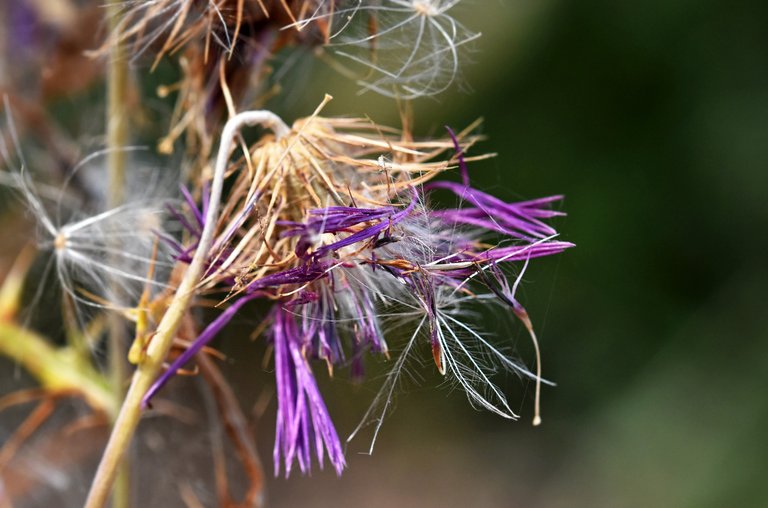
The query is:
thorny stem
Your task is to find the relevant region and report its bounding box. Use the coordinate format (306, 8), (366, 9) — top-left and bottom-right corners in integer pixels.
(106, 3), (131, 505)
(85, 110), (290, 508)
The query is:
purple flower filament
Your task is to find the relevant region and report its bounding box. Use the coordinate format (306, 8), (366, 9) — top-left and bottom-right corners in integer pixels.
(142, 128), (573, 475)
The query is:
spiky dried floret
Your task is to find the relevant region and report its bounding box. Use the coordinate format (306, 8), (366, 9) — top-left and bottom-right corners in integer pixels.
(107, 0), (337, 63)
(143, 108), (571, 475)
(197, 114), (481, 294)
(111, 1), (479, 99)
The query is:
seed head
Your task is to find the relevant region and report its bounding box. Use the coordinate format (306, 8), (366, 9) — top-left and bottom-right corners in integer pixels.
(144, 103), (572, 475)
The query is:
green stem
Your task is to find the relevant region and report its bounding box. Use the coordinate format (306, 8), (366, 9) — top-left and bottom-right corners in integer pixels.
(0, 321), (114, 417)
(106, 0), (129, 392)
(106, 5), (128, 209)
(84, 111), (290, 508)
(106, 3), (131, 506)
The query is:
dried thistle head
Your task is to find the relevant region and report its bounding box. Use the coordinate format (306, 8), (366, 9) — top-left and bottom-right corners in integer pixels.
(197, 104), (480, 293)
(107, 0), (336, 65)
(145, 100), (571, 476)
(0, 0), (573, 497)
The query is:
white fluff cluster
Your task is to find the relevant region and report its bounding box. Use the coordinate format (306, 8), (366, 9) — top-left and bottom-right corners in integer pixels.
(293, 0), (481, 98)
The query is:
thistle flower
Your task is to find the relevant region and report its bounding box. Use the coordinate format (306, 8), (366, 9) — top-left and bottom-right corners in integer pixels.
(0, 2), (574, 504)
(143, 103), (572, 476)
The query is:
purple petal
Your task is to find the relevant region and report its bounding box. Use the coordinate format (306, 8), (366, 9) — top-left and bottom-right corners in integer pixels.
(179, 185), (204, 228)
(272, 306), (346, 477)
(246, 262), (331, 293)
(427, 180), (563, 240)
(445, 125), (470, 187)
(282, 189), (417, 259)
(142, 294), (258, 408)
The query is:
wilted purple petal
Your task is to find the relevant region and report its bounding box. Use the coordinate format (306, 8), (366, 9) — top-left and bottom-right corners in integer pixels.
(300, 287), (344, 365)
(272, 305), (345, 477)
(213, 198), (258, 254)
(428, 180), (563, 240)
(142, 293), (258, 408)
(179, 185), (204, 228)
(350, 284), (386, 354)
(166, 203), (200, 238)
(431, 209), (541, 239)
(155, 230), (186, 258)
(246, 262), (331, 293)
(477, 241), (574, 263)
(282, 189), (417, 258)
(445, 125), (470, 187)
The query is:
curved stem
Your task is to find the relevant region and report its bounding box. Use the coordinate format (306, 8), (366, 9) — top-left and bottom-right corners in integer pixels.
(84, 111), (289, 508)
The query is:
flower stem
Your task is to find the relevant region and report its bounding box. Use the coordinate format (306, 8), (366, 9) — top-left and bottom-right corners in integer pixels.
(105, 0), (129, 207)
(84, 110), (289, 508)
(0, 321), (114, 417)
(106, 3), (131, 505)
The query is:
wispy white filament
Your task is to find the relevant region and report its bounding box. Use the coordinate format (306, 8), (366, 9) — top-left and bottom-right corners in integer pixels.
(286, 0), (481, 98)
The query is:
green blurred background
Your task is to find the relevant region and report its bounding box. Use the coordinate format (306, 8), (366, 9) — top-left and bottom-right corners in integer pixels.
(2, 0), (768, 506)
